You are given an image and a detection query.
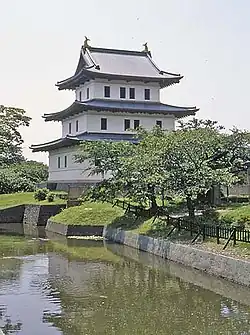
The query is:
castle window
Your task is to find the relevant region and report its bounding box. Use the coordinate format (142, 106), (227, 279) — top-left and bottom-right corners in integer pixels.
(156, 120), (162, 128)
(104, 86), (110, 98)
(129, 88), (135, 99)
(69, 122), (72, 134)
(57, 157), (61, 169)
(120, 87), (126, 99)
(76, 120), (79, 132)
(124, 119), (130, 131)
(87, 87), (89, 99)
(134, 120), (140, 129)
(64, 156), (67, 168)
(101, 118), (107, 130)
(79, 91), (82, 101)
(145, 89), (150, 100)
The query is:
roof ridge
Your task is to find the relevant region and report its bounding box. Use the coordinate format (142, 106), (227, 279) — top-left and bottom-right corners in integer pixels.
(87, 46), (147, 56)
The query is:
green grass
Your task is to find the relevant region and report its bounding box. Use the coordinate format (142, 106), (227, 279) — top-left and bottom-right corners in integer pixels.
(51, 201), (124, 225)
(0, 192), (66, 209)
(218, 203), (250, 228)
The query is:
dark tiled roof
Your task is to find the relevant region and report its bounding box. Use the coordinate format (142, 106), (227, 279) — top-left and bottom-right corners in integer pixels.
(44, 99), (198, 121)
(56, 46), (183, 90)
(30, 132), (137, 152)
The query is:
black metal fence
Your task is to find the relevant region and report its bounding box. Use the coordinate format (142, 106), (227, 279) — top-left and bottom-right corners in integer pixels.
(112, 198), (250, 249)
(169, 216), (250, 249)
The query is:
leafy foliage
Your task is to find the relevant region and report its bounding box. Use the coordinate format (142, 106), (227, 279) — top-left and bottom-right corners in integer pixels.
(76, 118), (250, 216)
(47, 192), (55, 202)
(34, 188), (49, 201)
(0, 105), (31, 166)
(0, 161), (48, 194)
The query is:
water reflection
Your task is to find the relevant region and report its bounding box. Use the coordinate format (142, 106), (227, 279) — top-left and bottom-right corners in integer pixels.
(0, 233), (249, 334)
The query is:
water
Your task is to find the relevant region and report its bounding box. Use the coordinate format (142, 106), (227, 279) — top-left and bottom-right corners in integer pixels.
(0, 234), (249, 335)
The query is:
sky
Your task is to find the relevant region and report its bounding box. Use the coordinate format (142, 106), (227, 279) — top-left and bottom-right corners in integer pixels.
(1, 0), (250, 164)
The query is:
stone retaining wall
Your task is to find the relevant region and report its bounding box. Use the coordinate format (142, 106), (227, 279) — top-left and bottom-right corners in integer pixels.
(103, 227), (250, 287)
(106, 243), (250, 306)
(0, 204), (65, 228)
(46, 220), (104, 236)
(0, 205), (25, 223)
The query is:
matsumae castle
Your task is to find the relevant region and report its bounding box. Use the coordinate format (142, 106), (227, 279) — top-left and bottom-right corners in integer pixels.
(31, 38), (198, 188)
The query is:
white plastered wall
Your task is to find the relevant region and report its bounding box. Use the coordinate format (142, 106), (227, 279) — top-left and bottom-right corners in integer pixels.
(61, 111), (175, 137)
(86, 111), (175, 133)
(75, 79), (160, 102)
(48, 146), (104, 183)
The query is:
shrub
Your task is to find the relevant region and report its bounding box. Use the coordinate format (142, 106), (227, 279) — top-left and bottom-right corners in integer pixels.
(34, 188), (49, 201)
(47, 193), (55, 202)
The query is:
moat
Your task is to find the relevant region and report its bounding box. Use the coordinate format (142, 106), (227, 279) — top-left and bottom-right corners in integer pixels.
(0, 233), (249, 335)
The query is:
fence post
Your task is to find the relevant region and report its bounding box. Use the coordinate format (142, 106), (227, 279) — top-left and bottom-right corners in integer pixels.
(233, 227), (237, 246)
(202, 225), (206, 241)
(216, 226), (220, 244)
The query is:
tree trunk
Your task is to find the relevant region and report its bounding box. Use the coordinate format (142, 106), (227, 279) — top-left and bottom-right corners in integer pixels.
(148, 184), (158, 215)
(151, 194), (158, 215)
(186, 196), (195, 219)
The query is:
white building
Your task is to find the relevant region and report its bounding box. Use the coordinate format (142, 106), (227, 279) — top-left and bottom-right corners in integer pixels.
(31, 38), (198, 189)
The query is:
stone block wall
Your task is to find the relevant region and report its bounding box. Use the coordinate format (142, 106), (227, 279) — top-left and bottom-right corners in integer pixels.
(0, 204), (66, 229)
(38, 205), (66, 226)
(103, 227), (250, 287)
(23, 204), (66, 231)
(0, 205), (25, 223)
(23, 205), (40, 225)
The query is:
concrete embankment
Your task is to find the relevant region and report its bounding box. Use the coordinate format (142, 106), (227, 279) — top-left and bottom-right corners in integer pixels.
(46, 220), (104, 236)
(104, 227), (250, 287)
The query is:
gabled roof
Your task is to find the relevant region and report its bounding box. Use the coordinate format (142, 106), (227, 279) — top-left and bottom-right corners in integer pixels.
(56, 45), (183, 90)
(30, 132), (138, 152)
(43, 99), (198, 122)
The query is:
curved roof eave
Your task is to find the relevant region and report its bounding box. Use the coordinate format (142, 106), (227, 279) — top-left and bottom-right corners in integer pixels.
(30, 136), (80, 152)
(55, 68), (183, 90)
(43, 100), (198, 122)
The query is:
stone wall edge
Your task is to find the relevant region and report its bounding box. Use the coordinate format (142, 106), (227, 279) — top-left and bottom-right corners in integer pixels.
(103, 227), (250, 287)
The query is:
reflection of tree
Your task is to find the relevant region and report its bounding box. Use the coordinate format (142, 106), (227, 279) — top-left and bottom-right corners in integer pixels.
(0, 308), (22, 335)
(44, 255), (250, 335)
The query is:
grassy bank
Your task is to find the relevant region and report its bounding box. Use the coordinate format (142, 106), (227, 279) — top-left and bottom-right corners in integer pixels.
(218, 203), (250, 228)
(49, 199), (250, 260)
(51, 201), (124, 226)
(0, 192), (66, 209)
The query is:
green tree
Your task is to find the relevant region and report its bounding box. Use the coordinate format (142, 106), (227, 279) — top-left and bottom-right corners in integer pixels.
(0, 105), (31, 166)
(0, 161), (48, 194)
(76, 119), (250, 217)
(76, 129), (168, 212)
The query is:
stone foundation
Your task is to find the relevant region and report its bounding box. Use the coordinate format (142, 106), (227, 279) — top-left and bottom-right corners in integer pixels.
(103, 227), (250, 287)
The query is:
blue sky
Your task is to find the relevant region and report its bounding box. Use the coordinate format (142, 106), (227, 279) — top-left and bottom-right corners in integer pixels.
(1, 0), (250, 163)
